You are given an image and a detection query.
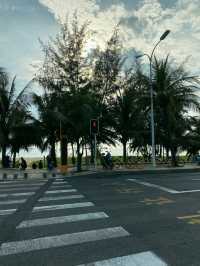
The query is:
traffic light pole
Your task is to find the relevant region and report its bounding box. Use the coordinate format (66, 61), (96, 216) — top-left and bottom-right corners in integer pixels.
(94, 134), (97, 169)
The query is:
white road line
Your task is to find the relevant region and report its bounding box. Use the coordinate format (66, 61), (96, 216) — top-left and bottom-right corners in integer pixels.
(0, 187), (39, 192)
(191, 179), (200, 181)
(53, 181), (68, 184)
(128, 179), (179, 194)
(39, 195), (84, 202)
(45, 189), (77, 194)
(0, 183), (44, 188)
(33, 202), (94, 212)
(0, 199), (26, 205)
(78, 251), (168, 266)
(177, 189), (200, 194)
(50, 185), (72, 189)
(0, 227), (129, 256)
(0, 208), (16, 216)
(0, 192), (34, 198)
(17, 212), (109, 228)
(0, 180), (44, 184)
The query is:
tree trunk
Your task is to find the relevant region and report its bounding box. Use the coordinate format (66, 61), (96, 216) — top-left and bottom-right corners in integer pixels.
(76, 140), (82, 172)
(1, 145), (6, 168)
(171, 146), (178, 167)
(166, 147), (169, 160)
(50, 140), (57, 167)
(12, 152), (16, 168)
(61, 137), (68, 165)
(71, 143), (76, 166)
(122, 140), (127, 164)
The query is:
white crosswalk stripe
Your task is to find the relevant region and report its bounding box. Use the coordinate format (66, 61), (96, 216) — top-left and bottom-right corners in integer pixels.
(0, 208), (16, 215)
(0, 183), (44, 189)
(0, 227), (129, 256)
(33, 202), (94, 212)
(45, 189), (77, 194)
(17, 212), (109, 228)
(53, 181), (68, 184)
(78, 251), (168, 266)
(50, 185), (72, 189)
(39, 195), (84, 202)
(0, 199), (26, 205)
(0, 187), (39, 192)
(0, 192), (34, 198)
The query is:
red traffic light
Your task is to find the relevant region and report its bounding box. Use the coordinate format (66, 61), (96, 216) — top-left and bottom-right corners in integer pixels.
(90, 119), (99, 134)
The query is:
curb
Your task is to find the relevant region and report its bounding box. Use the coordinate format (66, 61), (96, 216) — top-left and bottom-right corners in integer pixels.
(64, 167), (200, 179)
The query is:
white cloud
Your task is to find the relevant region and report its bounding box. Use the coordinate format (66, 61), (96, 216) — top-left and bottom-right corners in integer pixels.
(39, 0), (200, 74)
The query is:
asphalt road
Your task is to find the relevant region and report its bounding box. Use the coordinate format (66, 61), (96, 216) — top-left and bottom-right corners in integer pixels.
(1, 172), (200, 265)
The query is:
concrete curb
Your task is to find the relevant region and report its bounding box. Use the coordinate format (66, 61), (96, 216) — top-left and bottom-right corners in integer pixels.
(64, 167), (200, 179)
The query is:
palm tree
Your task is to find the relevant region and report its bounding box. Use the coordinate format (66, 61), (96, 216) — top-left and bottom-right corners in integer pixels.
(111, 68), (149, 163)
(32, 92), (60, 167)
(0, 69), (32, 167)
(153, 56), (200, 166)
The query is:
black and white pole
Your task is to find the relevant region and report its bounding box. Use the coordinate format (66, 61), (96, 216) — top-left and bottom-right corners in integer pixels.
(94, 134), (97, 169)
(90, 119), (99, 169)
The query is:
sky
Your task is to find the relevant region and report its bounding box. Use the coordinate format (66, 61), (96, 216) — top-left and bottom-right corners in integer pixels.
(0, 0), (200, 157)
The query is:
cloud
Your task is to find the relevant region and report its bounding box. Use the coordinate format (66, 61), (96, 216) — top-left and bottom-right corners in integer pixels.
(39, 0), (200, 74)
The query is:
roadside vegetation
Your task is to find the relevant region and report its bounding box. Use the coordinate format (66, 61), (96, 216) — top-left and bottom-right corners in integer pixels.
(0, 16), (200, 170)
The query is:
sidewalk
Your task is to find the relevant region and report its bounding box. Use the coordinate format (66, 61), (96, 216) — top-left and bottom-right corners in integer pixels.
(0, 168), (54, 181)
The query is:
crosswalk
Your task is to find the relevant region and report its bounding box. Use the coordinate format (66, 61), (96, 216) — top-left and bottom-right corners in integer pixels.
(0, 177), (168, 265)
(0, 179), (46, 217)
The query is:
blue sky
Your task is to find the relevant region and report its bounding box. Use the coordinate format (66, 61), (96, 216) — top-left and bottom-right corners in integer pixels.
(0, 0), (199, 157)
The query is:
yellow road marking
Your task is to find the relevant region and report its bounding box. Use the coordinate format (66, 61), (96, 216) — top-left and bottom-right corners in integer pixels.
(178, 214), (200, 220)
(141, 197), (174, 206)
(115, 188), (142, 194)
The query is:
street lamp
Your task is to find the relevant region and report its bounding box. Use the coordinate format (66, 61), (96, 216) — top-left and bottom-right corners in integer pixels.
(136, 30), (170, 167)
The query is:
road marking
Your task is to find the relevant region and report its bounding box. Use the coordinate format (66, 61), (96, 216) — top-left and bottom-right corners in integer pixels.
(0, 208), (16, 216)
(53, 181), (68, 184)
(115, 187), (142, 194)
(0, 187), (39, 192)
(177, 190), (200, 194)
(128, 179), (200, 194)
(39, 195), (84, 202)
(0, 192), (34, 198)
(128, 179), (178, 194)
(33, 202), (94, 212)
(178, 213), (200, 225)
(78, 251), (168, 266)
(0, 227), (129, 256)
(141, 197), (174, 206)
(17, 212), (109, 228)
(178, 214), (200, 219)
(0, 183), (44, 188)
(50, 185), (72, 189)
(0, 199), (26, 205)
(0, 180), (44, 184)
(45, 189), (77, 194)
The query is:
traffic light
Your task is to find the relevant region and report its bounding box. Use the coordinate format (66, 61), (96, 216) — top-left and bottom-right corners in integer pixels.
(90, 119), (99, 135)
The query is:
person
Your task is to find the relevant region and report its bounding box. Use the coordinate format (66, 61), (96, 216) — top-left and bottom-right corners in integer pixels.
(20, 157), (27, 170)
(32, 163), (37, 169)
(38, 160), (43, 169)
(47, 155), (53, 171)
(5, 155), (11, 168)
(105, 151), (112, 165)
(101, 151), (113, 169)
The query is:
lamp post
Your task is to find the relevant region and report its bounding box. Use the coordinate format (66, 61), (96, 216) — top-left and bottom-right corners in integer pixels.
(136, 30), (170, 167)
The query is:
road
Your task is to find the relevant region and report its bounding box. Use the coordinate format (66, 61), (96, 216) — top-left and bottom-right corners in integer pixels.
(1, 172), (200, 265)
